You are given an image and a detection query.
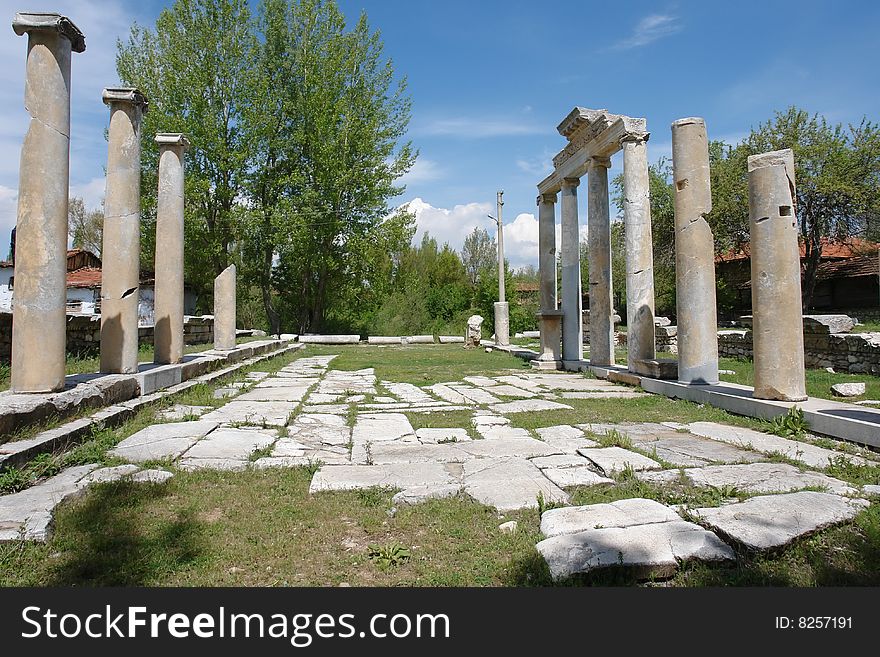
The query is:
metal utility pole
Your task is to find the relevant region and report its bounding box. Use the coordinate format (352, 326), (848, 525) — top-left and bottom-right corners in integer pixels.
(491, 190), (510, 346)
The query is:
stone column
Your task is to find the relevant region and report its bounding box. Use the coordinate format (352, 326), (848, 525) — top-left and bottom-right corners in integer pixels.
(213, 264), (237, 351)
(622, 134), (656, 369)
(537, 192), (558, 311)
(671, 117), (719, 384)
(748, 149), (807, 401)
(560, 178), (582, 362)
(10, 13), (85, 393)
(100, 88), (148, 374)
(153, 133), (190, 365)
(587, 156), (614, 367)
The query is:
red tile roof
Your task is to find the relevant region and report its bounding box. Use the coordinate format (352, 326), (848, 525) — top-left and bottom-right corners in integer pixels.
(66, 267), (102, 289)
(717, 237), (878, 263)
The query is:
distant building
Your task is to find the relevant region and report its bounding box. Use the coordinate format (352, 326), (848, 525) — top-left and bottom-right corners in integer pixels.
(0, 249), (197, 324)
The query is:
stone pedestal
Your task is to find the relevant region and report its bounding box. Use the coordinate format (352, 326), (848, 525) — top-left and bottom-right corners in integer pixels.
(153, 133), (190, 365)
(533, 311), (563, 370)
(560, 178), (582, 362)
(671, 117), (718, 385)
(537, 193), (558, 313)
(748, 149), (807, 401)
(100, 88), (148, 374)
(587, 156), (614, 367)
(10, 13), (85, 393)
(494, 301), (510, 346)
(622, 135), (656, 370)
(213, 264), (237, 351)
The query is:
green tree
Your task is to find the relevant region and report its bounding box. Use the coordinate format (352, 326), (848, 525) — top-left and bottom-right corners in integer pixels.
(68, 197), (104, 257)
(461, 226), (495, 287)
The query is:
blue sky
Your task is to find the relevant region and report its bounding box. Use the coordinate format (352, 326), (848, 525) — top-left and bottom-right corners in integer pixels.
(1, 0), (878, 267)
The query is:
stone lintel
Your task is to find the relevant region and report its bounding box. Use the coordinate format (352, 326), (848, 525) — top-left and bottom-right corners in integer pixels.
(155, 133), (191, 150)
(12, 12), (86, 52)
(103, 87), (149, 111)
(556, 107), (612, 139)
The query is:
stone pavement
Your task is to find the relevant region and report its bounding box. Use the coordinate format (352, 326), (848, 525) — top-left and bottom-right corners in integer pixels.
(1, 352), (876, 583)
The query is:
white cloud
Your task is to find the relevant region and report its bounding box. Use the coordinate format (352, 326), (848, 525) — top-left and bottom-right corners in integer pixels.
(70, 177), (107, 212)
(398, 158), (444, 185)
(417, 117), (545, 138)
(401, 198), (589, 270)
(611, 14), (681, 50)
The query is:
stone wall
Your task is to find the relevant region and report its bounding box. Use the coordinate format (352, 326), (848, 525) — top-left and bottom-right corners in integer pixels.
(0, 311), (214, 361)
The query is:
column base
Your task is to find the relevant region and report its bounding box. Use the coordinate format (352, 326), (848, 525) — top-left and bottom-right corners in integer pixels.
(530, 359), (562, 370)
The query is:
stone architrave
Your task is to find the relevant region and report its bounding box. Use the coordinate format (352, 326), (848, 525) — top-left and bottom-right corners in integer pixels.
(213, 264), (237, 351)
(587, 156), (614, 367)
(748, 149), (807, 401)
(621, 134), (656, 368)
(153, 133), (190, 365)
(100, 88), (148, 374)
(560, 178), (582, 362)
(10, 13), (86, 393)
(671, 117), (718, 384)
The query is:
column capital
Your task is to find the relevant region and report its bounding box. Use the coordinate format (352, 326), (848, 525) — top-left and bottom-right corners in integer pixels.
(155, 133), (191, 152)
(103, 87), (149, 112)
(588, 156), (612, 170)
(561, 177), (580, 189)
(537, 191), (557, 205)
(620, 131), (650, 146)
(12, 12), (86, 52)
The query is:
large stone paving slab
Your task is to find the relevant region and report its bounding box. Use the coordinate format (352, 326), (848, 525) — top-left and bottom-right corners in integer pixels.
(416, 428), (471, 443)
(692, 491), (870, 550)
(309, 463), (457, 493)
(459, 437), (561, 459)
(109, 421), (219, 463)
(425, 384), (474, 405)
(536, 519), (734, 580)
(352, 413), (415, 443)
(235, 386), (311, 402)
(561, 391), (650, 399)
(483, 385), (536, 398)
(540, 498), (683, 538)
(178, 427), (277, 471)
(576, 447), (662, 475)
(201, 401), (295, 427)
(381, 381), (437, 404)
(286, 413), (351, 447)
(536, 425), (600, 453)
(529, 454), (615, 488)
(489, 399), (572, 414)
(687, 422), (870, 469)
(368, 442), (471, 464)
(462, 457), (568, 511)
(637, 462), (857, 496)
(449, 385), (502, 405)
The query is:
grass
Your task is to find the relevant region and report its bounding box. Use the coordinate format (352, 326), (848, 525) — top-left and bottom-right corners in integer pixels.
(2, 342), (879, 587)
(718, 357), (880, 402)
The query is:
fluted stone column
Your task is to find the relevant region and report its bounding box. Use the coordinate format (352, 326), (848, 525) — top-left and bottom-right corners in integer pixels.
(10, 13), (85, 393)
(671, 117), (718, 384)
(100, 88), (148, 374)
(622, 135), (656, 368)
(153, 133), (190, 365)
(587, 156), (614, 367)
(748, 149), (806, 401)
(213, 264), (236, 351)
(560, 178), (582, 362)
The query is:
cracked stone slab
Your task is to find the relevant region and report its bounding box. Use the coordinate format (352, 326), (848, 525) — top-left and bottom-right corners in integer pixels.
(368, 442), (471, 464)
(406, 405), (470, 413)
(416, 428), (471, 443)
(235, 386), (311, 402)
(309, 463), (456, 493)
(178, 427), (277, 470)
(459, 437), (561, 459)
(536, 520), (734, 580)
(257, 377), (319, 388)
(425, 384), (474, 405)
(536, 425), (600, 453)
(528, 376), (621, 392)
(201, 401), (295, 427)
(157, 404), (211, 421)
(493, 375), (546, 392)
(560, 391), (650, 399)
(687, 422), (870, 469)
(300, 404), (349, 414)
(475, 425), (532, 440)
(131, 469), (174, 484)
(286, 413), (351, 447)
(254, 452), (350, 468)
(540, 498), (683, 538)
(462, 457), (568, 511)
(392, 484), (463, 506)
(463, 376), (500, 387)
(543, 467), (615, 488)
(627, 434), (765, 468)
(576, 447), (662, 474)
(352, 413), (415, 443)
(692, 491), (870, 551)
(489, 399), (572, 414)
(485, 385), (536, 398)
(109, 421), (219, 463)
(471, 415), (510, 428)
(449, 385), (502, 405)
(637, 462), (858, 496)
(382, 382), (437, 404)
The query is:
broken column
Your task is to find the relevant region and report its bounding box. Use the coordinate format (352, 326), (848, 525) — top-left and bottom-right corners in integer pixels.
(622, 133), (656, 369)
(748, 149), (807, 401)
(560, 178), (582, 363)
(671, 117), (718, 384)
(10, 13), (86, 393)
(100, 88), (148, 374)
(153, 133), (190, 365)
(213, 264), (237, 351)
(587, 156), (614, 367)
